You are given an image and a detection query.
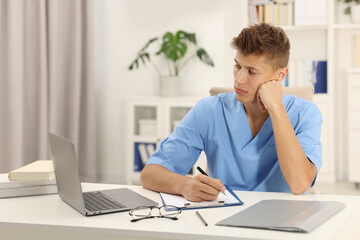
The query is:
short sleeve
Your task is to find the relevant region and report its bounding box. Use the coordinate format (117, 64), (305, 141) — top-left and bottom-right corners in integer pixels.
(295, 103), (323, 186)
(146, 99), (206, 175)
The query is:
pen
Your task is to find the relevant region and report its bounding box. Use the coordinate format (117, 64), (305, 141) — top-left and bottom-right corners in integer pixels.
(197, 166), (227, 196)
(195, 211), (208, 226)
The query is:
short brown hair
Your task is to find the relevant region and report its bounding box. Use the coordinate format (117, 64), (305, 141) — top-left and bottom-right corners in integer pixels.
(231, 23), (290, 70)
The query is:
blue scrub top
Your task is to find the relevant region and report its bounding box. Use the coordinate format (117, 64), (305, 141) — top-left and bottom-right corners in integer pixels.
(147, 92), (323, 193)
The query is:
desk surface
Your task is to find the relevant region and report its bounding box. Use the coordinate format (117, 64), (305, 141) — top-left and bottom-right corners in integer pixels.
(1, 183), (360, 240)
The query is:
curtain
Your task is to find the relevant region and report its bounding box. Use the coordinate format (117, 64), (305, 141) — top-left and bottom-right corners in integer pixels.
(0, 0), (97, 182)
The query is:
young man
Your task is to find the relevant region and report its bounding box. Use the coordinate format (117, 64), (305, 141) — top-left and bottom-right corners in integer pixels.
(140, 23), (322, 201)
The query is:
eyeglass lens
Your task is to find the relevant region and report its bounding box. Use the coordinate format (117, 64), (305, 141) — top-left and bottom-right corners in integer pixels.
(130, 205), (181, 220)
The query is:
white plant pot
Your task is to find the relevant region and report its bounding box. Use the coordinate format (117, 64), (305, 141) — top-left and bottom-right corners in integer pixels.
(351, 5), (360, 23)
(159, 76), (181, 97)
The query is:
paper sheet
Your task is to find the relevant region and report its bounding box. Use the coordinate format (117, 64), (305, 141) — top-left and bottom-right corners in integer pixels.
(160, 189), (240, 208)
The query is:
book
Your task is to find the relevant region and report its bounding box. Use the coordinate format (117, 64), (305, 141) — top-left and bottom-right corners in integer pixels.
(287, 2), (293, 26)
(356, 33), (360, 68)
(258, 5), (264, 23)
(264, 4), (271, 24)
(146, 144), (156, 157)
(0, 184), (58, 198)
(8, 160), (55, 181)
(314, 60), (327, 93)
(137, 143), (148, 167)
(0, 174), (55, 188)
(248, 0), (294, 26)
(0, 173), (57, 198)
(291, 60), (327, 93)
(275, 3), (281, 26)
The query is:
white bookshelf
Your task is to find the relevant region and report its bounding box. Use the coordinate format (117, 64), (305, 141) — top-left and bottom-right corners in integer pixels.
(247, 0), (342, 182)
(275, 0), (359, 183)
(333, 1), (360, 183)
(346, 70), (360, 183)
(126, 96), (207, 185)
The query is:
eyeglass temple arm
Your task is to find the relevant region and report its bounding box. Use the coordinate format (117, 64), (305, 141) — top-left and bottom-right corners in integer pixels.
(130, 216), (178, 222)
(131, 216), (155, 222)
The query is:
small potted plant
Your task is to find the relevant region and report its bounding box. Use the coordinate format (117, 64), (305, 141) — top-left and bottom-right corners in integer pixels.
(129, 30), (214, 97)
(338, 0), (360, 23)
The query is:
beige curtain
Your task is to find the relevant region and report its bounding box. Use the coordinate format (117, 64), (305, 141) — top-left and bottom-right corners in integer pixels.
(0, 0), (97, 182)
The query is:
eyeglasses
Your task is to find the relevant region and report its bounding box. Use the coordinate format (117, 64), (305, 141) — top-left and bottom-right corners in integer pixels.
(129, 205), (182, 222)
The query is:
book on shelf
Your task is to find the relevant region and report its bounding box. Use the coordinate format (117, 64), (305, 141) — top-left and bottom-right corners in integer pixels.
(146, 144), (156, 157)
(0, 174), (57, 198)
(134, 143), (157, 172)
(137, 143), (148, 167)
(8, 160), (55, 181)
(248, 0), (293, 27)
(356, 33), (360, 68)
(313, 61), (327, 94)
(286, 60), (327, 93)
(275, 3), (281, 26)
(258, 5), (264, 23)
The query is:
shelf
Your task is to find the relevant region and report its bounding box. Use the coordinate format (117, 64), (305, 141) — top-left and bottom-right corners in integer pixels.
(313, 93), (330, 102)
(132, 135), (159, 143)
(127, 98), (208, 184)
(347, 68), (360, 74)
(129, 95), (206, 102)
(334, 24), (360, 29)
(282, 25), (328, 31)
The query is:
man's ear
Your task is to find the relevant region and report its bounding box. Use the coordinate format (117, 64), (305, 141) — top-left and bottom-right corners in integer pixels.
(277, 67), (288, 81)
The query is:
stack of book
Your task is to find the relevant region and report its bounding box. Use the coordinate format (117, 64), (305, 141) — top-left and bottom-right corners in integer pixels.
(0, 160), (57, 198)
(248, 0), (328, 27)
(248, 0), (294, 27)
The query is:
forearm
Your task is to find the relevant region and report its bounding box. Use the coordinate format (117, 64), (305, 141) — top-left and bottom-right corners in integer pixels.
(269, 105), (316, 194)
(140, 164), (190, 195)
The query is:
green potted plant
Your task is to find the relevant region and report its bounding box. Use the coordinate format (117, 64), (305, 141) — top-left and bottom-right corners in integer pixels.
(338, 0), (360, 23)
(129, 30), (214, 96)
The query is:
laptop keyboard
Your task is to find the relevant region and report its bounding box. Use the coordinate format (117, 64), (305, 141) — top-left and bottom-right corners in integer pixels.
(83, 191), (126, 212)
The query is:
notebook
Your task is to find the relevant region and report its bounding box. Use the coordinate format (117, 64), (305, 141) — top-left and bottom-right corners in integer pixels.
(48, 133), (158, 216)
(216, 199), (345, 233)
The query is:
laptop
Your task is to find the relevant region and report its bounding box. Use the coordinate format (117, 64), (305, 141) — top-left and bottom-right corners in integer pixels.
(48, 133), (158, 216)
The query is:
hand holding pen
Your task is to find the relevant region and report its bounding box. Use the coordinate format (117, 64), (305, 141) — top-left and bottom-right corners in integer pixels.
(197, 166), (227, 196)
(180, 166), (226, 202)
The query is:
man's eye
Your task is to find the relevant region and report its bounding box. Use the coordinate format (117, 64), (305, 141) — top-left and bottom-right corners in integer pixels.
(234, 64), (240, 69)
(249, 70), (255, 75)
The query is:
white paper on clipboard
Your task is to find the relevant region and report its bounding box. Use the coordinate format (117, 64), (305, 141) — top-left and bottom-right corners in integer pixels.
(160, 189), (240, 209)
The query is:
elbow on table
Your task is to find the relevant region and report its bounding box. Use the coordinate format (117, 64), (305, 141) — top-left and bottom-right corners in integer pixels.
(290, 181), (312, 195)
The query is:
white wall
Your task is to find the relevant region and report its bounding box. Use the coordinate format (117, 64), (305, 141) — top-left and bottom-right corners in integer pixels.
(94, 0), (247, 183)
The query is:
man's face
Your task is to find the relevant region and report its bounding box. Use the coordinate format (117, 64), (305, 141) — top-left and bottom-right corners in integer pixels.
(233, 51), (279, 104)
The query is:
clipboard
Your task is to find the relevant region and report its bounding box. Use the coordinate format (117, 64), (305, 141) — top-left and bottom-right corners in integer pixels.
(160, 185), (243, 211)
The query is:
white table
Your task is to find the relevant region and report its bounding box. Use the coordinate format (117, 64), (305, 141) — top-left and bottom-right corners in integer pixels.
(0, 183), (360, 240)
